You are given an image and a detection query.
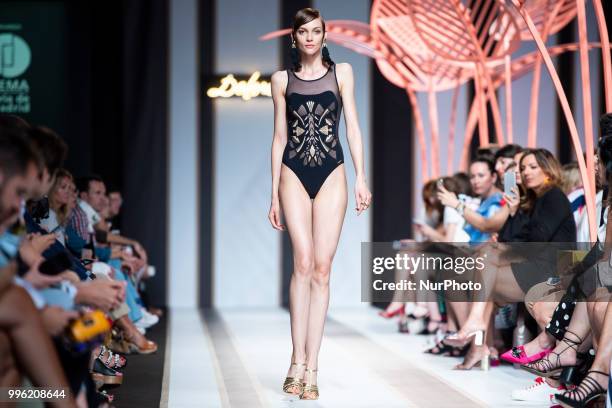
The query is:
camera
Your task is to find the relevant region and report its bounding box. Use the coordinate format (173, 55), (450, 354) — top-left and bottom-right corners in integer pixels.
(28, 197), (50, 223)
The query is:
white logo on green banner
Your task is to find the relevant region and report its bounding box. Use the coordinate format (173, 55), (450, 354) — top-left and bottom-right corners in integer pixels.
(0, 33), (31, 78)
(0, 32), (31, 113)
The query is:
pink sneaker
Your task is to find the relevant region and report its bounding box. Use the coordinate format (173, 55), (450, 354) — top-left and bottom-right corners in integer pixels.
(501, 345), (552, 364)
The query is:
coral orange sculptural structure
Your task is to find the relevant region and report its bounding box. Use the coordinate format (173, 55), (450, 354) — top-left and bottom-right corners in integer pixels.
(260, 0), (611, 241)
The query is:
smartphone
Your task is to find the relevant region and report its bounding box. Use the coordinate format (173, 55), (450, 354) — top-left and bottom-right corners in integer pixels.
(39, 252), (73, 276)
(503, 170), (517, 196)
(94, 229), (108, 244)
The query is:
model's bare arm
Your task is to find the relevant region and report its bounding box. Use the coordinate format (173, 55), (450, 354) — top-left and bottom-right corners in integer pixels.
(337, 63), (371, 214)
(269, 70), (289, 230)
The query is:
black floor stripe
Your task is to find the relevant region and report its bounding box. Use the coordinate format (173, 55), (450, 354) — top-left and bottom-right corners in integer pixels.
(201, 309), (264, 408)
(113, 313), (167, 408)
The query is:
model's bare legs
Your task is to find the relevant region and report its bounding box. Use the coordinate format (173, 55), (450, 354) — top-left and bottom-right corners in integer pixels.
(279, 164), (314, 392)
(302, 164), (347, 398)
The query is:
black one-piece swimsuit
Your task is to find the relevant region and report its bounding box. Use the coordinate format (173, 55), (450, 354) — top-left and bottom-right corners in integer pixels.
(282, 64), (344, 199)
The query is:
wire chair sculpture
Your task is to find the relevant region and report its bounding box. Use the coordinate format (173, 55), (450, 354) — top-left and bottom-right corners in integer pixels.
(260, 0), (612, 240)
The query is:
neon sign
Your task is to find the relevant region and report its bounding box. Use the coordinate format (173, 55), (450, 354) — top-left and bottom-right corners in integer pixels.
(206, 71), (271, 101)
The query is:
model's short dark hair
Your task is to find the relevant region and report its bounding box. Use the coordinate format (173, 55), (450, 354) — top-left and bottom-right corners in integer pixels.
(76, 174), (104, 194)
(291, 8), (333, 71)
(27, 126), (68, 177)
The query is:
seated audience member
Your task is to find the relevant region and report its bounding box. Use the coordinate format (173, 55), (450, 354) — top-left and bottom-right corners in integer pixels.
(75, 175), (159, 330)
(76, 175), (148, 262)
(494, 143), (523, 181)
(444, 148), (576, 369)
(576, 151), (607, 243)
(0, 115), (157, 407)
(561, 162), (586, 226)
(0, 118), (77, 408)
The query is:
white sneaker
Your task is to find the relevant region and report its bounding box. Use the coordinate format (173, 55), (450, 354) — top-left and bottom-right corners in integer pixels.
(136, 308), (159, 328)
(134, 310), (158, 330)
(141, 308), (159, 326)
(133, 317), (149, 330)
(511, 377), (566, 403)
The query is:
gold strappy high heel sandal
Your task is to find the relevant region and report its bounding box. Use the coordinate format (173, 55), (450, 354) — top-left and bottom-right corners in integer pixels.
(282, 362), (305, 395)
(300, 368), (319, 400)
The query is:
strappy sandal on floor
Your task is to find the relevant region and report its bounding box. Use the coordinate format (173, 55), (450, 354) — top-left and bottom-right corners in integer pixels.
(282, 362), (305, 395)
(98, 346), (127, 371)
(554, 370), (609, 408)
(521, 330), (583, 378)
(417, 317), (444, 335)
(91, 358), (123, 387)
(424, 340), (452, 355)
(300, 368), (319, 400)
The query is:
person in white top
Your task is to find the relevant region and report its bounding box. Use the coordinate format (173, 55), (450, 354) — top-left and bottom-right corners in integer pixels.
(576, 153), (607, 243)
(40, 169), (76, 246)
(416, 176), (472, 243)
(76, 175), (147, 261)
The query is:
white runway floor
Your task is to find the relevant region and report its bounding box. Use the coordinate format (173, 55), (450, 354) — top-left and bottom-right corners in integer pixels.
(160, 305), (546, 408)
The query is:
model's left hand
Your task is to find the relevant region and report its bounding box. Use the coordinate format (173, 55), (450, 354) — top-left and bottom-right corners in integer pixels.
(355, 177), (372, 215)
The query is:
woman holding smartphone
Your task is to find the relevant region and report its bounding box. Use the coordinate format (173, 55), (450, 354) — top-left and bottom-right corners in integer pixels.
(445, 149), (576, 369)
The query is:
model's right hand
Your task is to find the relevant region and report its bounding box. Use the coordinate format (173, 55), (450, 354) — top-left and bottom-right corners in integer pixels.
(268, 198), (285, 231)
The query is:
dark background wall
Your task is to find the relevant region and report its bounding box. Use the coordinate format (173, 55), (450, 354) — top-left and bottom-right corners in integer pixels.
(0, 0), (169, 305)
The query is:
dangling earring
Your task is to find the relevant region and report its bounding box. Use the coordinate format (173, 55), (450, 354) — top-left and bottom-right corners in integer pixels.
(321, 41), (333, 66)
(290, 40), (301, 71)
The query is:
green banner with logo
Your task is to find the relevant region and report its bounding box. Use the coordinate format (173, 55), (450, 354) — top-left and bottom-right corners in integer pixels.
(0, 2), (65, 133)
